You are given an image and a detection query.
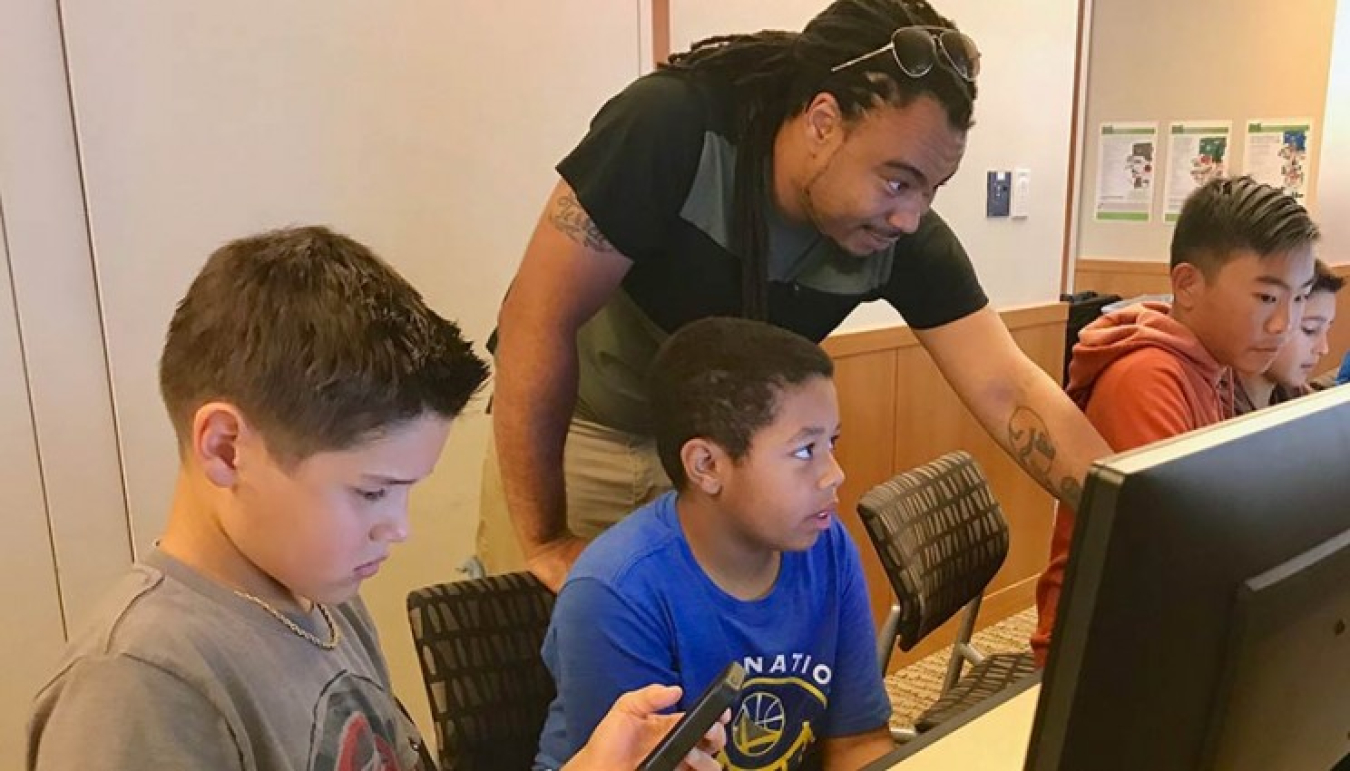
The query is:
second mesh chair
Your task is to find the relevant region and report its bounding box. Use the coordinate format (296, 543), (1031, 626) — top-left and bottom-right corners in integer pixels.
(407, 572), (557, 771)
(858, 450), (1036, 737)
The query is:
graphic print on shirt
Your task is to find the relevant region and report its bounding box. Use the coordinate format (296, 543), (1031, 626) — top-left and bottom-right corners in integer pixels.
(307, 671), (421, 771)
(722, 654), (831, 771)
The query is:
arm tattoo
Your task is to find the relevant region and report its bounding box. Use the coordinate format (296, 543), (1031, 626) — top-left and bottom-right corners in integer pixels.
(549, 193), (616, 254)
(1008, 406), (1084, 508)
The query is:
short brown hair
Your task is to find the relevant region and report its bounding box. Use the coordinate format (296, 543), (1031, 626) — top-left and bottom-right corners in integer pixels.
(159, 226), (488, 462)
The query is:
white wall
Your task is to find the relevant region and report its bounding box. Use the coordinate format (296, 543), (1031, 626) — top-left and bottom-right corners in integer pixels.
(1322, 0), (1350, 263)
(672, 0), (1083, 331)
(1074, 0), (1338, 265)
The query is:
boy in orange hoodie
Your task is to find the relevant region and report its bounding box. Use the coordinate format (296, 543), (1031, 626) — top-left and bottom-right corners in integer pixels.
(1031, 176), (1320, 666)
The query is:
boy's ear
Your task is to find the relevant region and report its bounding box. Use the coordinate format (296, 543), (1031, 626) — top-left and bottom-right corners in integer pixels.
(192, 402), (245, 488)
(680, 438), (726, 496)
(1171, 261), (1206, 310)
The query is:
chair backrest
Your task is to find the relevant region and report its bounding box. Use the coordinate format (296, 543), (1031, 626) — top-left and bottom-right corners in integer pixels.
(407, 572), (556, 771)
(857, 451), (1010, 652)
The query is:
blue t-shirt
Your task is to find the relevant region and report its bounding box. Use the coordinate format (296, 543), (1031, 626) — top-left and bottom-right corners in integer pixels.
(535, 491), (891, 770)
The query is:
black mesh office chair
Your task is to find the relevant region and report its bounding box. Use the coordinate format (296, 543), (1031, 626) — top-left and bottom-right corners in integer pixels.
(407, 572), (556, 770)
(858, 451), (1037, 738)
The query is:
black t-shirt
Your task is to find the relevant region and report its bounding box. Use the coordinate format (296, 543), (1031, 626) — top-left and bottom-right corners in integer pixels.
(554, 71), (988, 432)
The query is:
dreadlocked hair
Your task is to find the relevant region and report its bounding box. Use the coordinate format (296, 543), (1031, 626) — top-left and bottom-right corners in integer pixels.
(661, 0), (977, 321)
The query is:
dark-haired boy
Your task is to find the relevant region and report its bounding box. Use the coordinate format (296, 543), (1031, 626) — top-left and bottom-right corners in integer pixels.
(536, 317), (892, 771)
(1032, 177), (1319, 665)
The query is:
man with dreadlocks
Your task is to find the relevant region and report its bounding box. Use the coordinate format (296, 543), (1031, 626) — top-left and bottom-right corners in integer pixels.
(482, 0), (1112, 592)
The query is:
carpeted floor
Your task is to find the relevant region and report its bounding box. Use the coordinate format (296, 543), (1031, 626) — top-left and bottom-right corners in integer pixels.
(885, 607), (1037, 731)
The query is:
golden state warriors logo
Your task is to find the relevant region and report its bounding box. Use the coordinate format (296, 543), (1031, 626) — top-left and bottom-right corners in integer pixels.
(736, 692), (787, 757)
(721, 655), (832, 771)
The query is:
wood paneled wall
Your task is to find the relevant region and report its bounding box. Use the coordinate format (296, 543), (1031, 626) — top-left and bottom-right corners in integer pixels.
(1075, 258), (1350, 375)
(822, 303), (1067, 671)
(1073, 258), (1170, 299)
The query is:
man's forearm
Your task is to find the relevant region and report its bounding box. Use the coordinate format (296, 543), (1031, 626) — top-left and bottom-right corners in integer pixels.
(492, 336), (579, 551)
(915, 307), (1111, 511)
(994, 365), (1110, 509)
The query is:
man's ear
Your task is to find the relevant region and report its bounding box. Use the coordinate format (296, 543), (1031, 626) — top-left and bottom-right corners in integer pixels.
(1171, 261), (1206, 311)
(802, 92), (845, 145)
(681, 438), (728, 496)
(192, 402), (246, 488)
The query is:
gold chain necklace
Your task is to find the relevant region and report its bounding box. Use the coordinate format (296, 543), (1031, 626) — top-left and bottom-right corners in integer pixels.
(233, 590), (341, 650)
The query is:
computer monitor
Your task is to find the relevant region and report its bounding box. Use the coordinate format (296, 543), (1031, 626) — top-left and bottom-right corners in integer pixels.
(1026, 386), (1350, 771)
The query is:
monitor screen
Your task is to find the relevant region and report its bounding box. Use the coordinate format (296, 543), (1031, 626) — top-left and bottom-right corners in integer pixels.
(1026, 386), (1350, 770)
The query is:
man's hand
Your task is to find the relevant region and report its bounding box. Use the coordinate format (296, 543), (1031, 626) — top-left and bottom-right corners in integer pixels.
(526, 534), (590, 594)
(565, 685), (729, 771)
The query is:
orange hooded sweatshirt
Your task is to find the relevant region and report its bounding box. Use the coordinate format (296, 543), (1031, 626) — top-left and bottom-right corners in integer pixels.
(1031, 302), (1232, 667)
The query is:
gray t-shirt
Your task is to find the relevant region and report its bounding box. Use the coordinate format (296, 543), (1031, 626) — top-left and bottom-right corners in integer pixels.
(27, 550), (430, 770)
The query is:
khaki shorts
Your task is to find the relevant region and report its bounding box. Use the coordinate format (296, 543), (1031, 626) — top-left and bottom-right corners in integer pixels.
(476, 417), (672, 574)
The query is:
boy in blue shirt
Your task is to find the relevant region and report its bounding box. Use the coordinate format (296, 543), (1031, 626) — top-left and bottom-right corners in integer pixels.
(537, 318), (893, 771)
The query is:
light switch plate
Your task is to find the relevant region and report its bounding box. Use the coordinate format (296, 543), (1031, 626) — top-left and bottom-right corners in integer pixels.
(987, 171), (1011, 218)
(1011, 168), (1031, 219)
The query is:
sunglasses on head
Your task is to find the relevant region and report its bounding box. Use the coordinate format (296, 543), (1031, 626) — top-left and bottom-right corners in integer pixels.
(830, 26), (980, 83)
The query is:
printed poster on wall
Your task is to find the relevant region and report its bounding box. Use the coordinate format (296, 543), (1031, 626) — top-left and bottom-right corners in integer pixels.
(1095, 122), (1158, 222)
(1244, 119), (1313, 202)
(1164, 121), (1231, 222)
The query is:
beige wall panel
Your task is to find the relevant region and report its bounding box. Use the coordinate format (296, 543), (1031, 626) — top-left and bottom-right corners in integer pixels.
(832, 345), (900, 649)
(1074, 258), (1171, 299)
(0, 211), (67, 771)
(0, 0), (134, 637)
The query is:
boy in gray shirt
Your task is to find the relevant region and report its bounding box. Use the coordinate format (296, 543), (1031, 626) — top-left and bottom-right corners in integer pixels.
(27, 227), (725, 771)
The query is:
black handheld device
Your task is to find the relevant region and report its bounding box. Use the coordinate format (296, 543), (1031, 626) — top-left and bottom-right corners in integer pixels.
(636, 661), (745, 771)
